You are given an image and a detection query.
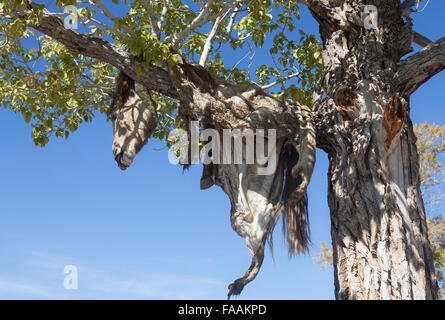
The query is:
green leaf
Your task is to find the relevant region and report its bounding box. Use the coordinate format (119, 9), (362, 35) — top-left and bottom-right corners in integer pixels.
(168, 54), (183, 66)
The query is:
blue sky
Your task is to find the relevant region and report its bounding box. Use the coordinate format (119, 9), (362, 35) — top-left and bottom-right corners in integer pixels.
(0, 1), (444, 299)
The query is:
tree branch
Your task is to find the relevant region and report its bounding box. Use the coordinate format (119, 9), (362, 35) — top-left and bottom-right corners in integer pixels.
(139, 0), (161, 38)
(157, 0), (170, 34)
(199, 14), (224, 66)
(12, 5), (178, 99)
(212, 5), (244, 44)
(413, 31), (433, 47)
(199, 1), (241, 66)
(88, 0), (135, 37)
(261, 72), (301, 90)
(163, 0), (216, 46)
(302, 0), (332, 17)
(397, 37), (445, 95)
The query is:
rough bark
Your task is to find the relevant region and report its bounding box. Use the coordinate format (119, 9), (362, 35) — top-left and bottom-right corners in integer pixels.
(310, 0), (439, 299)
(397, 37), (445, 95)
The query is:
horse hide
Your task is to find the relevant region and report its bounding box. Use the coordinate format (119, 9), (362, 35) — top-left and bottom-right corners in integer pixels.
(200, 126), (314, 298)
(109, 63), (316, 298)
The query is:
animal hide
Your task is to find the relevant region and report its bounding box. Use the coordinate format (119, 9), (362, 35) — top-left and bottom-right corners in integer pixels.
(110, 62), (316, 298)
(169, 62), (317, 297)
(200, 119), (315, 298)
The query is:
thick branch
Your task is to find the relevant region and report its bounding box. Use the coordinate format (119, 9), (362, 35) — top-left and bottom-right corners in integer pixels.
(12, 5), (178, 99)
(413, 31), (433, 48)
(303, 0), (333, 20)
(397, 37), (445, 95)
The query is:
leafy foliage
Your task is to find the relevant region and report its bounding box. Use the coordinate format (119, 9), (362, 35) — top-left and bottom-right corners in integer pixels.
(0, 1), (114, 145)
(428, 216), (445, 299)
(0, 0), (322, 146)
(414, 123), (445, 197)
(312, 240), (332, 271)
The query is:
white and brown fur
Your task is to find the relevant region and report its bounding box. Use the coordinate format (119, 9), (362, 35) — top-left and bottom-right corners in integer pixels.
(109, 71), (157, 170)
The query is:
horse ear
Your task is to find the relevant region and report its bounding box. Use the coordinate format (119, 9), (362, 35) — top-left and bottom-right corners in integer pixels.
(200, 163), (215, 190)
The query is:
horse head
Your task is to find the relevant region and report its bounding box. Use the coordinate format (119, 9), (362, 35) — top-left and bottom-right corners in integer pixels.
(109, 72), (157, 170)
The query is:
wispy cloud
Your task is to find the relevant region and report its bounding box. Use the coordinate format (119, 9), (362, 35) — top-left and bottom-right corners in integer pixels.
(0, 278), (57, 299)
(87, 271), (224, 299)
(0, 247), (224, 299)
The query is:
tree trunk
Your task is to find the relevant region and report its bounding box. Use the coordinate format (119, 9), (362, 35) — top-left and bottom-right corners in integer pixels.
(311, 0), (439, 299)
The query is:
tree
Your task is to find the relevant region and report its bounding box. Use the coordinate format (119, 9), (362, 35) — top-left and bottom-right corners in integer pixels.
(1, 0), (444, 299)
(415, 122), (445, 205)
(313, 122), (445, 299)
(427, 216), (445, 299)
(415, 122), (445, 298)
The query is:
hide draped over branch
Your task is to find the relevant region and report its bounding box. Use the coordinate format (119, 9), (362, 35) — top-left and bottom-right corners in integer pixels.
(169, 61), (316, 297)
(109, 60), (316, 297)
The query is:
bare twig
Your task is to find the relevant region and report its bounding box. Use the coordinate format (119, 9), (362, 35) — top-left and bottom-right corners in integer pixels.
(261, 72), (301, 90)
(88, 0), (136, 37)
(199, 2), (240, 66)
(157, 0), (170, 33)
(163, 0), (216, 46)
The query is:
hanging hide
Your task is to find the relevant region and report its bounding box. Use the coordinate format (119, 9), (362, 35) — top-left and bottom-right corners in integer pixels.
(199, 103), (316, 298)
(109, 61), (317, 298)
(168, 62), (317, 297)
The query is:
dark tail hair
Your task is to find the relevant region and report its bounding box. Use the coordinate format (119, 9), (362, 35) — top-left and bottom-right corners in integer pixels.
(228, 140), (310, 299)
(279, 142), (310, 256)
